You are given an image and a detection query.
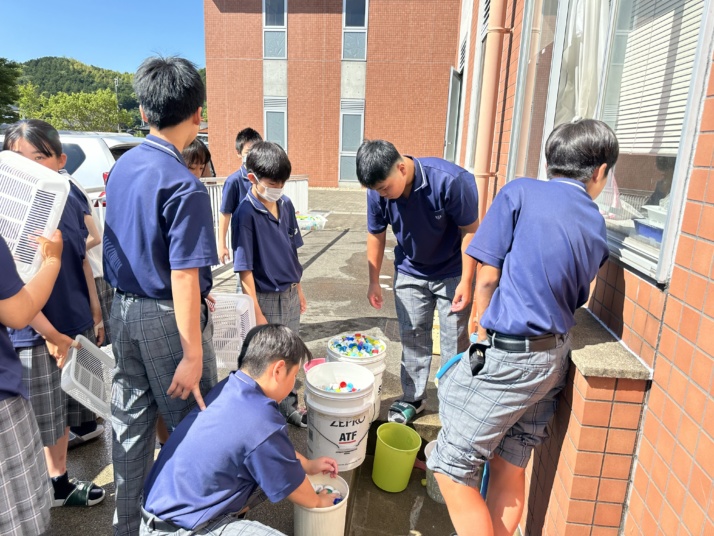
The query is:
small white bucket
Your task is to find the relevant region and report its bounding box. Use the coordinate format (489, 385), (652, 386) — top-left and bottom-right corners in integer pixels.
(305, 362), (374, 472)
(326, 334), (387, 422)
(424, 440), (446, 504)
(294, 473), (349, 536)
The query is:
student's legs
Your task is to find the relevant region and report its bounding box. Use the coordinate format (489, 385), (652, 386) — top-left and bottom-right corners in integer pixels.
(393, 271), (437, 403)
(485, 455), (526, 536)
(435, 472), (493, 536)
(432, 275), (471, 368)
(257, 289), (301, 419)
(0, 396), (52, 536)
(95, 276), (115, 345)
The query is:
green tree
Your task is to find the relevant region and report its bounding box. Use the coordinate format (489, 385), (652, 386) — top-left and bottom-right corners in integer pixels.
(17, 82), (48, 120)
(0, 58), (22, 121)
(42, 89), (133, 131)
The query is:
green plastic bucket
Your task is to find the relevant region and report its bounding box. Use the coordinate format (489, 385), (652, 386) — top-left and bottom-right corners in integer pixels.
(371, 423), (422, 492)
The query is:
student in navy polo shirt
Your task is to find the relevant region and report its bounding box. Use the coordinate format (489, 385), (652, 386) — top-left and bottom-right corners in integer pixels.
(103, 56), (219, 536)
(356, 139), (479, 424)
(234, 141), (307, 428)
(0, 231), (63, 536)
(141, 325), (338, 536)
(4, 120), (106, 509)
(219, 127), (263, 266)
(183, 138), (213, 179)
(428, 119), (615, 536)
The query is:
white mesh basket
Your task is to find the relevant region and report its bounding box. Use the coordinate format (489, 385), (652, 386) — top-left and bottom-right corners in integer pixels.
(212, 293), (256, 370)
(61, 336), (115, 421)
(0, 150), (70, 282)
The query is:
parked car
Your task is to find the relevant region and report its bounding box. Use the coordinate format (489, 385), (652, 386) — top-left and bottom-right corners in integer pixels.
(58, 132), (143, 192)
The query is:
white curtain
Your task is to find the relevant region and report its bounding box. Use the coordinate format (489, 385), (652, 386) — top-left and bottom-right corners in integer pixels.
(553, 0), (610, 125)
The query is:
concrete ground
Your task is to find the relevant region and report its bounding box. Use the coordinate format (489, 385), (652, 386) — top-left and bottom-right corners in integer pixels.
(50, 188), (453, 535)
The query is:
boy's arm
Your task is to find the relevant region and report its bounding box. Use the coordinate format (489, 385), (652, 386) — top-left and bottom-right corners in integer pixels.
(169, 267), (206, 410)
(83, 257), (104, 345)
(287, 476), (337, 509)
(85, 214), (102, 251)
(218, 213), (231, 264)
(367, 231), (387, 309)
(474, 263), (501, 341)
(239, 270), (268, 325)
(297, 283), (307, 314)
(295, 452), (338, 476)
(451, 220), (480, 312)
(30, 312), (75, 367)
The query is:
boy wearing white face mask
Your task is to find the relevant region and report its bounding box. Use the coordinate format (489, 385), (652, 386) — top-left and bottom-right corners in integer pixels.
(233, 141), (308, 427)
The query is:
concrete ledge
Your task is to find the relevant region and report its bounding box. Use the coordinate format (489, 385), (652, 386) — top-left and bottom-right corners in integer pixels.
(570, 308), (652, 380)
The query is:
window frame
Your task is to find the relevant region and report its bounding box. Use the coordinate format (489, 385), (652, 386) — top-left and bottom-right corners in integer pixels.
(263, 97), (288, 153)
(342, 0), (369, 61)
(338, 99), (365, 182)
(507, 0), (714, 283)
(263, 0), (287, 59)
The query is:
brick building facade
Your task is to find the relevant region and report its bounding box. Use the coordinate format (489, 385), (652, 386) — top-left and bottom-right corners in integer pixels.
(204, 0), (462, 187)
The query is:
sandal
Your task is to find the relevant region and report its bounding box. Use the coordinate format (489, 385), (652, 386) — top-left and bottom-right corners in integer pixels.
(388, 400), (425, 424)
(53, 480), (105, 507)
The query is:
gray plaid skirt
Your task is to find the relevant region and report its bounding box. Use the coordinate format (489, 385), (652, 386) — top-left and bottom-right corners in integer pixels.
(0, 396), (52, 536)
(17, 328), (97, 446)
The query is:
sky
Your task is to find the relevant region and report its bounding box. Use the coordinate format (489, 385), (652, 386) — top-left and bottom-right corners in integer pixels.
(1, 0), (206, 73)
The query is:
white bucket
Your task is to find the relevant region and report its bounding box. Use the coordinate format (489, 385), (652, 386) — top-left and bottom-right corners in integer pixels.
(294, 473), (350, 536)
(305, 362), (374, 472)
(424, 440), (446, 504)
(326, 335), (386, 422)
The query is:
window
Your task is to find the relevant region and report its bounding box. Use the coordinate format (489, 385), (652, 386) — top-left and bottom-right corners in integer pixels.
(263, 0), (287, 59)
(339, 99), (365, 181)
(61, 143), (86, 175)
(343, 0), (368, 60)
(595, 0), (705, 278)
(264, 97), (287, 152)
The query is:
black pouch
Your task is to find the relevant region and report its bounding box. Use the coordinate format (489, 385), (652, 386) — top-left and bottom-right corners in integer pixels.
(467, 340), (490, 376)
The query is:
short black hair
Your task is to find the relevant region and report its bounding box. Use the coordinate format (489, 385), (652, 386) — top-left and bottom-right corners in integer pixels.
(235, 128), (263, 154)
(356, 139), (403, 188)
(133, 56), (205, 130)
(545, 119), (619, 183)
(2, 119), (62, 157)
(238, 324), (312, 377)
(182, 138), (211, 168)
(245, 141), (291, 184)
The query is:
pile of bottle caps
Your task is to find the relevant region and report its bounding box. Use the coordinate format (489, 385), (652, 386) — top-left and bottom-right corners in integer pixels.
(329, 333), (386, 358)
(322, 381), (360, 393)
(314, 484), (343, 505)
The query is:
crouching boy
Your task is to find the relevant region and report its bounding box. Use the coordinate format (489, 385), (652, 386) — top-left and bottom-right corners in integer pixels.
(140, 324), (338, 536)
(428, 119), (617, 536)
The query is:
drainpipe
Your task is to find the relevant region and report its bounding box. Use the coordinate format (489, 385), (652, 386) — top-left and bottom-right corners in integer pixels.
(473, 0), (510, 218)
(469, 0), (511, 334)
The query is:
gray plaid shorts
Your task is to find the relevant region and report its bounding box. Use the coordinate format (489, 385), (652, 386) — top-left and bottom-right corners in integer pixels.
(17, 328), (97, 446)
(256, 286), (300, 333)
(427, 334), (571, 487)
(0, 396), (52, 536)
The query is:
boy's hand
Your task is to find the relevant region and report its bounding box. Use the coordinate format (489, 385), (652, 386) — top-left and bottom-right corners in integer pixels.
(451, 279), (473, 312)
(367, 282), (383, 310)
(256, 311), (268, 325)
(36, 230), (63, 262)
(298, 286), (307, 314)
(219, 245), (230, 265)
(205, 293), (216, 313)
(316, 491), (337, 508)
(306, 457), (338, 477)
(168, 355), (206, 410)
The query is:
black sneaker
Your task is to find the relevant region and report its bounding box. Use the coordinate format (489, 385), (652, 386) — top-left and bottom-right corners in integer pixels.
(68, 421), (104, 449)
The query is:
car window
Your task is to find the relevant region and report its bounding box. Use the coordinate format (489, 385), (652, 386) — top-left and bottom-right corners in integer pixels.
(62, 143), (86, 175)
(109, 145), (137, 161)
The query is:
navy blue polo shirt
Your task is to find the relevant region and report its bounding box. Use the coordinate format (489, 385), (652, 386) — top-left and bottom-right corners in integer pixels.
(103, 135), (218, 299)
(9, 182), (93, 348)
(220, 166), (252, 251)
(143, 371), (305, 530)
(0, 236), (27, 401)
(367, 157), (478, 280)
(467, 177), (609, 337)
(233, 191), (303, 292)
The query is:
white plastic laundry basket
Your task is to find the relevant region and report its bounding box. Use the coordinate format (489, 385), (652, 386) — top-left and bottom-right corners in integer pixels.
(211, 293), (256, 369)
(0, 150), (70, 282)
(61, 335), (115, 421)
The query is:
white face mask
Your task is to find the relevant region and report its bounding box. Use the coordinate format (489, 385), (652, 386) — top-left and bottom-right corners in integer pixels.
(256, 180), (283, 202)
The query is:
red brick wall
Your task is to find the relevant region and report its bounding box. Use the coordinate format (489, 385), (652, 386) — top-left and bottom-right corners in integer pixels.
(364, 0), (461, 158)
(205, 1), (264, 178)
(286, 1), (342, 187)
(614, 57), (714, 536)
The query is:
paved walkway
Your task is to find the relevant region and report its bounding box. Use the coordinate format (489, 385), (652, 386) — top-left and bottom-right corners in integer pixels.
(50, 188), (452, 535)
